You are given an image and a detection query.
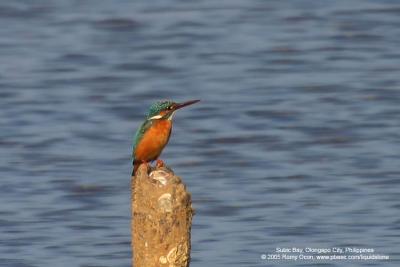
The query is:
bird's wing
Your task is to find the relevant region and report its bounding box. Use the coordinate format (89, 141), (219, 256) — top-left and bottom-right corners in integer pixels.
(132, 119), (152, 162)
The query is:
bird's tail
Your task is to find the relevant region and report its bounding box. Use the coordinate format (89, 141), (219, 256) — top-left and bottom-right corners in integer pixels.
(132, 161), (139, 176)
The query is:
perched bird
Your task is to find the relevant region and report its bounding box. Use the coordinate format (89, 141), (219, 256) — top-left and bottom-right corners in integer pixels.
(132, 100), (200, 175)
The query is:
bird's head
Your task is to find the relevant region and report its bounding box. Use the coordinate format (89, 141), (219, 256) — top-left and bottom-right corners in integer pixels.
(146, 99), (200, 121)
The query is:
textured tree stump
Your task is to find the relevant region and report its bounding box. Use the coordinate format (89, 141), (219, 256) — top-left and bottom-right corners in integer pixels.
(131, 163), (193, 267)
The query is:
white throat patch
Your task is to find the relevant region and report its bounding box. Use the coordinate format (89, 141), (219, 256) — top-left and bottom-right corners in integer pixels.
(167, 111), (176, 121)
(148, 111), (175, 121)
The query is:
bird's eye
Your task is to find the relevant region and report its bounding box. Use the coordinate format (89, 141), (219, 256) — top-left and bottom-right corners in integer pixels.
(168, 106), (173, 110)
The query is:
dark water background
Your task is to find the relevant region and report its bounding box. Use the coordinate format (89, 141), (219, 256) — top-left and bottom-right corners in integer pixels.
(0, 0), (399, 266)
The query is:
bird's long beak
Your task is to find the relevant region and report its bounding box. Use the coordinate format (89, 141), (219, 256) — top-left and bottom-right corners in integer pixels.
(174, 99), (200, 110)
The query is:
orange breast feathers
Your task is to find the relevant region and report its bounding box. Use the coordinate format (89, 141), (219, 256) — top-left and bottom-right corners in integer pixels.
(134, 120), (172, 162)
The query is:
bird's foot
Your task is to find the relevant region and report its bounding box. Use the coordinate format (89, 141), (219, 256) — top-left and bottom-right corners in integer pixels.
(156, 159), (165, 168)
(141, 161), (151, 173)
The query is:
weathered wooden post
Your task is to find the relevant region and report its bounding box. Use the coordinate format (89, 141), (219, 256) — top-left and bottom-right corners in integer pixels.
(131, 163), (193, 267)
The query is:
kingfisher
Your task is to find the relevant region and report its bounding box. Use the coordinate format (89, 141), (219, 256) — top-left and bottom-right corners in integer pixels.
(132, 99), (200, 176)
